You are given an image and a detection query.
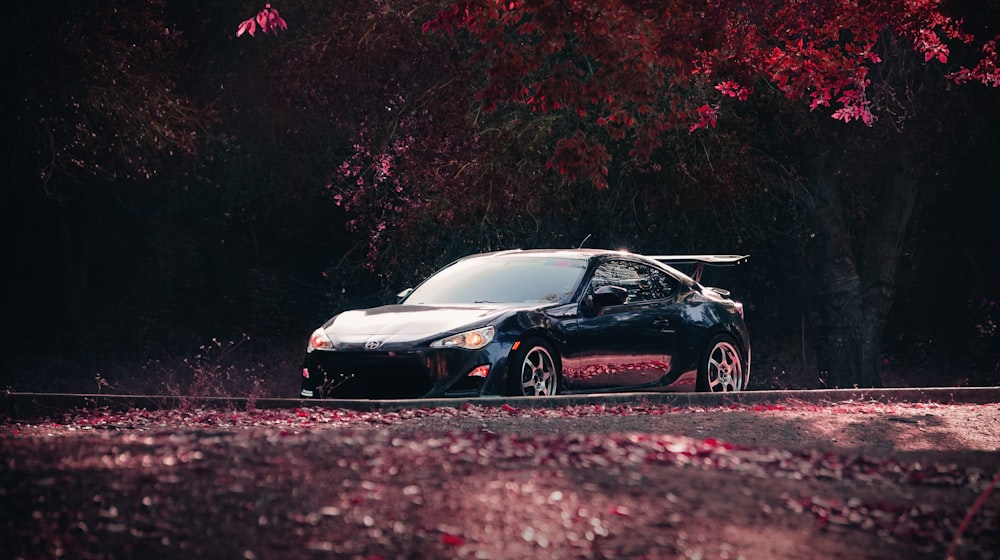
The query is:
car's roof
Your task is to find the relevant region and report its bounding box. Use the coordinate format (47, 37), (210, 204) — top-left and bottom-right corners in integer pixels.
(456, 248), (702, 286)
(462, 248), (643, 260)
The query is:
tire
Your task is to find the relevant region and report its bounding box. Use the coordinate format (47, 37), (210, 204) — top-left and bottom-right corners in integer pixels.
(697, 334), (745, 393)
(508, 339), (560, 396)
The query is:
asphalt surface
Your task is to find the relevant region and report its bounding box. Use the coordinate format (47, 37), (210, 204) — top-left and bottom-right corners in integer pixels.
(4, 387), (999, 420)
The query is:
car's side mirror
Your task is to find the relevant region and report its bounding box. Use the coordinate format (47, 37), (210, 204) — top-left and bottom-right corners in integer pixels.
(593, 285), (628, 308)
(396, 288), (413, 303)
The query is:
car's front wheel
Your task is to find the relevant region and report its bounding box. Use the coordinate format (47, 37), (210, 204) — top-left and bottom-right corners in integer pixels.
(697, 334), (745, 392)
(508, 339), (560, 396)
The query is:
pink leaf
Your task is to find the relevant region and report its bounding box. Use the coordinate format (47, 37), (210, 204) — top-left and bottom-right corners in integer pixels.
(715, 80), (751, 100)
(236, 19), (256, 37)
(689, 104), (719, 133)
(240, 4), (287, 37)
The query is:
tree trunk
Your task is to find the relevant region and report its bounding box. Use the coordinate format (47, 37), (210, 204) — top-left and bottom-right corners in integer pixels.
(51, 194), (92, 342)
(858, 163), (919, 384)
(807, 157), (918, 388)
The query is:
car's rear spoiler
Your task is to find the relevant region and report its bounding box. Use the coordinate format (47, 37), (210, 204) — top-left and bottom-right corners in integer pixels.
(649, 254), (748, 283)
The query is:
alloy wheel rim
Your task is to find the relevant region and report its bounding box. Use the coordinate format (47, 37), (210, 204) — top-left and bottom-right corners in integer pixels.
(521, 347), (556, 396)
(707, 341), (742, 392)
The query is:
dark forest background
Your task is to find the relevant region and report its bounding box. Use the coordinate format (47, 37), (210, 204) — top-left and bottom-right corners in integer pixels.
(2, 1), (998, 397)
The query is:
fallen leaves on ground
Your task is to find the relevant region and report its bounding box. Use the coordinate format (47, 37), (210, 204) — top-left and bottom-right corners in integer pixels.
(2, 401), (998, 559)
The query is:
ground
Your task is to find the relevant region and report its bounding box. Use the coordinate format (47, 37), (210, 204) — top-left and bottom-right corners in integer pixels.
(2, 399), (999, 559)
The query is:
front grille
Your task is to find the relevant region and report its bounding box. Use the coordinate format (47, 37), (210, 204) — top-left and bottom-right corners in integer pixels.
(313, 353), (435, 399)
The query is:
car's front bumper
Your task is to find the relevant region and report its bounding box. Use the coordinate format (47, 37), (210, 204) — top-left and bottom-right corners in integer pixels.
(301, 343), (510, 399)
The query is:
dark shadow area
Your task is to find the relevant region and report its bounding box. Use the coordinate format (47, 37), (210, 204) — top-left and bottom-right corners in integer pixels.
(2, 2), (998, 396)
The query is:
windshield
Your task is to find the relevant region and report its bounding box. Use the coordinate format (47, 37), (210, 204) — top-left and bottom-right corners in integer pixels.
(404, 255), (589, 305)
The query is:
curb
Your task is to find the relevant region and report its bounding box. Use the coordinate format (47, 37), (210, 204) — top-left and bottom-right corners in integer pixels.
(3, 387), (999, 421)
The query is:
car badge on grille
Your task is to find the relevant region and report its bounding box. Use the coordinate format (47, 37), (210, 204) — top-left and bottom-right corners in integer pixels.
(364, 339), (382, 350)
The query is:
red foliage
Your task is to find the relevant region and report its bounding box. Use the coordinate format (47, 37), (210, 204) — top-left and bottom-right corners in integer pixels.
(424, 0), (1000, 185)
(237, 3), (287, 37)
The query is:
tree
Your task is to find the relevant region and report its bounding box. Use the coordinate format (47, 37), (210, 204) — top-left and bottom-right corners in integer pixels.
(3, 1), (214, 349)
(418, 0), (1000, 388)
(243, 0), (606, 293)
(4, 1), (339, 365)
(423, 0), (997, 187)
(235, 1), (997, 388)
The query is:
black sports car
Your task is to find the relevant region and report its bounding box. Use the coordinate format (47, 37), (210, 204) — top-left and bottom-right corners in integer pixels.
(301, 249), (750, 399)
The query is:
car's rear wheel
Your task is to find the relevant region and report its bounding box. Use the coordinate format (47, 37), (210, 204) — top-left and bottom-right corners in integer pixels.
(508, 339), (560, 396)
(697, 334), (745, 392)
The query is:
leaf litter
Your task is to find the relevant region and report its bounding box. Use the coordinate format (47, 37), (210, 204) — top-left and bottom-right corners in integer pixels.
(1, 400), (998, 558)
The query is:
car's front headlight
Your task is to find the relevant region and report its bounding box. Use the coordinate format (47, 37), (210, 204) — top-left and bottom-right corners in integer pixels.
(307, 328), (335, 352)
(430, 326), (495, 350)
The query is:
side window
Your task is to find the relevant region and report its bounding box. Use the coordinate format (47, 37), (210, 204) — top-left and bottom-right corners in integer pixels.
(590, 260), (678, 303)
(589, 261), (629, 293)
(645, 267), (679, 301)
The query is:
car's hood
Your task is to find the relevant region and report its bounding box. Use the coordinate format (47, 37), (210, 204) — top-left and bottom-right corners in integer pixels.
(322, 304), (523, 346)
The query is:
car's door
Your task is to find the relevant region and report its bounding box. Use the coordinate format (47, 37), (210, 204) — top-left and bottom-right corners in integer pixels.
(561, 259), (682, 390)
